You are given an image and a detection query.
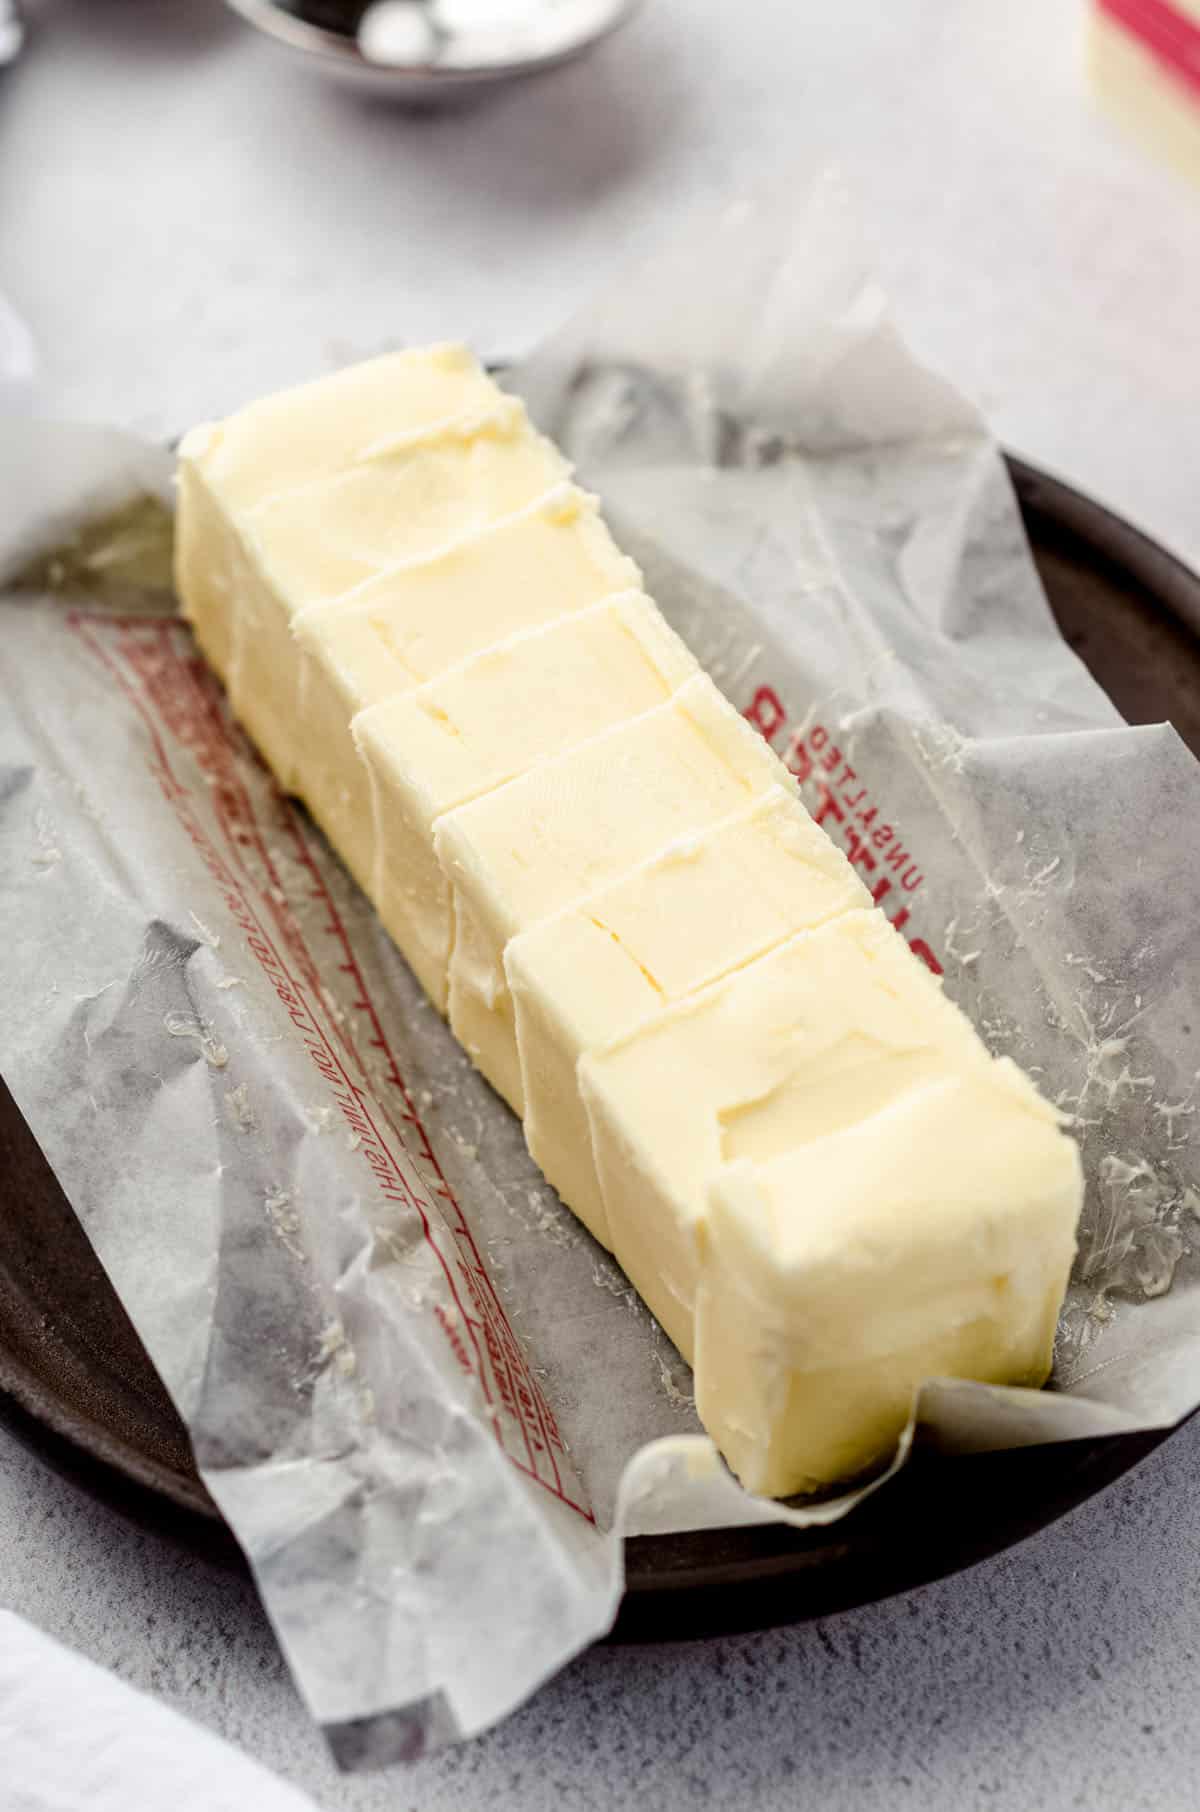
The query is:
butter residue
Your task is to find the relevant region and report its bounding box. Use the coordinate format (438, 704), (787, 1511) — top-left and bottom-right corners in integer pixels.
(264, 1186), (304, 1261)
(655, 1347), (695, 1412)
(188, 911), (220, 949)
(31, 810), (62, 870)
(315, 1318), (358, 1380)
(224, 1083), (257, 1133)
(163, 1010), (229, 1068)
(1080, 1153), (1191, 1301)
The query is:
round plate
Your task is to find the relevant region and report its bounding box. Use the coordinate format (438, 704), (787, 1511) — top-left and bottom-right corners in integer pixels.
(1, 457), (1198, 1639)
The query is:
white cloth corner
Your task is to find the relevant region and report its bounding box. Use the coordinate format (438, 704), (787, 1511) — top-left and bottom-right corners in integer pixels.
(0, 1610), (320, 1812)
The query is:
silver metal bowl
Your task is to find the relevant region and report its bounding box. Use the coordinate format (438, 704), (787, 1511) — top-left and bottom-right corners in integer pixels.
(224, 0), (643, 99)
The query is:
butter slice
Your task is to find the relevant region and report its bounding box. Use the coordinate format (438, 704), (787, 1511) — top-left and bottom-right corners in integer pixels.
(176, 343), (499, 672)
(506, 790), (872, 1248)
(352, 593), (696, 1014)
(242, 402), (570, 611)
(175, 346), (564, 791)
(288, 488), (641, 964)
(434, 673), (787, 1114)
(579, 909), (1003, 1360)
(241, 416), (568, 793)
(698, 1065), (1080, 1495)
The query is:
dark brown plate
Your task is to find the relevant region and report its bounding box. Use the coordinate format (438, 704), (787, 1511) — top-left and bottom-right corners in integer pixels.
(2, 456), (1199, 1640)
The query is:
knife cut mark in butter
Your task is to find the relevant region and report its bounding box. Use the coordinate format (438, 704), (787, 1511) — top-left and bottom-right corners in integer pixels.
(586, 919), (666, 997)
(175, 344), (1083, 1498)
(715, 1036), (957, 1164)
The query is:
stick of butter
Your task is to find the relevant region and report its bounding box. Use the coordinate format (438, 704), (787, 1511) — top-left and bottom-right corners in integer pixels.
(176, 344), (501, 668)
(174, 346), (1083, 1499)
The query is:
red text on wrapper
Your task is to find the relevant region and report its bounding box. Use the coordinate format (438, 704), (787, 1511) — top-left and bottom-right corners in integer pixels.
(744, 685), (943, 976)
(71, 612), (587, 1521)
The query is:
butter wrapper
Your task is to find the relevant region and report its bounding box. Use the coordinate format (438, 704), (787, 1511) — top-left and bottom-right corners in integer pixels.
(1, 168), (1198, 1760)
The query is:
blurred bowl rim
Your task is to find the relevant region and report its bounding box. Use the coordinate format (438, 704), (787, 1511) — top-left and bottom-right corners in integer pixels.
(222, 0), (644, 91)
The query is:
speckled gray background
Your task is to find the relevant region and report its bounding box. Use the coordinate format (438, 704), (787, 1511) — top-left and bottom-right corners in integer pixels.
(5, 1415), (1200, 1810)
(3, 2), (1199, 1806)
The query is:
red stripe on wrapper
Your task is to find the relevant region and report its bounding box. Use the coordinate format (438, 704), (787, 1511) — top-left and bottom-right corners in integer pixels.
(1098, 0), (1200, 101)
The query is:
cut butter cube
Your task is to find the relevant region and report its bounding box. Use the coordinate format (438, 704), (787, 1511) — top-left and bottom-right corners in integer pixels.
(353, 593), (697, 1014)
(185, 343), (503, 513)
(289, 487), (641, 958)
(578, 909), (1002, 1361)
(698, 1066), (1081, 1495)
(506, 789), (871, 1249)
(434, 672), (788, 1115)
(235, 417), (567, 789)
(241, 401), (570, 611)
(176, 344), (502, 728)
(175, 345), (561, 791)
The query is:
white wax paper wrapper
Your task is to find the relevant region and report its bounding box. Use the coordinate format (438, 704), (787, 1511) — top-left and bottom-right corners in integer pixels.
(2, 170), (1200, 1760)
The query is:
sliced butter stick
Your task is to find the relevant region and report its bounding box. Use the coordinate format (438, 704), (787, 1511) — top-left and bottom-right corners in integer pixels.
(699, 1066), (1080, 1496)
(187, 344), (503, 512)
(175, 347), (1083, 1502)
(579, 909), (1023, 1361)
(353, 592), (696, 1016)
(434, 672), (789, 1116)
(289, 486), (641, 968)
(505, 789), (871, 1249)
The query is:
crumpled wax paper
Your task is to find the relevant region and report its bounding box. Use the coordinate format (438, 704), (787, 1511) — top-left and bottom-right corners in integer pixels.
(1, 168), (1198, 1762)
